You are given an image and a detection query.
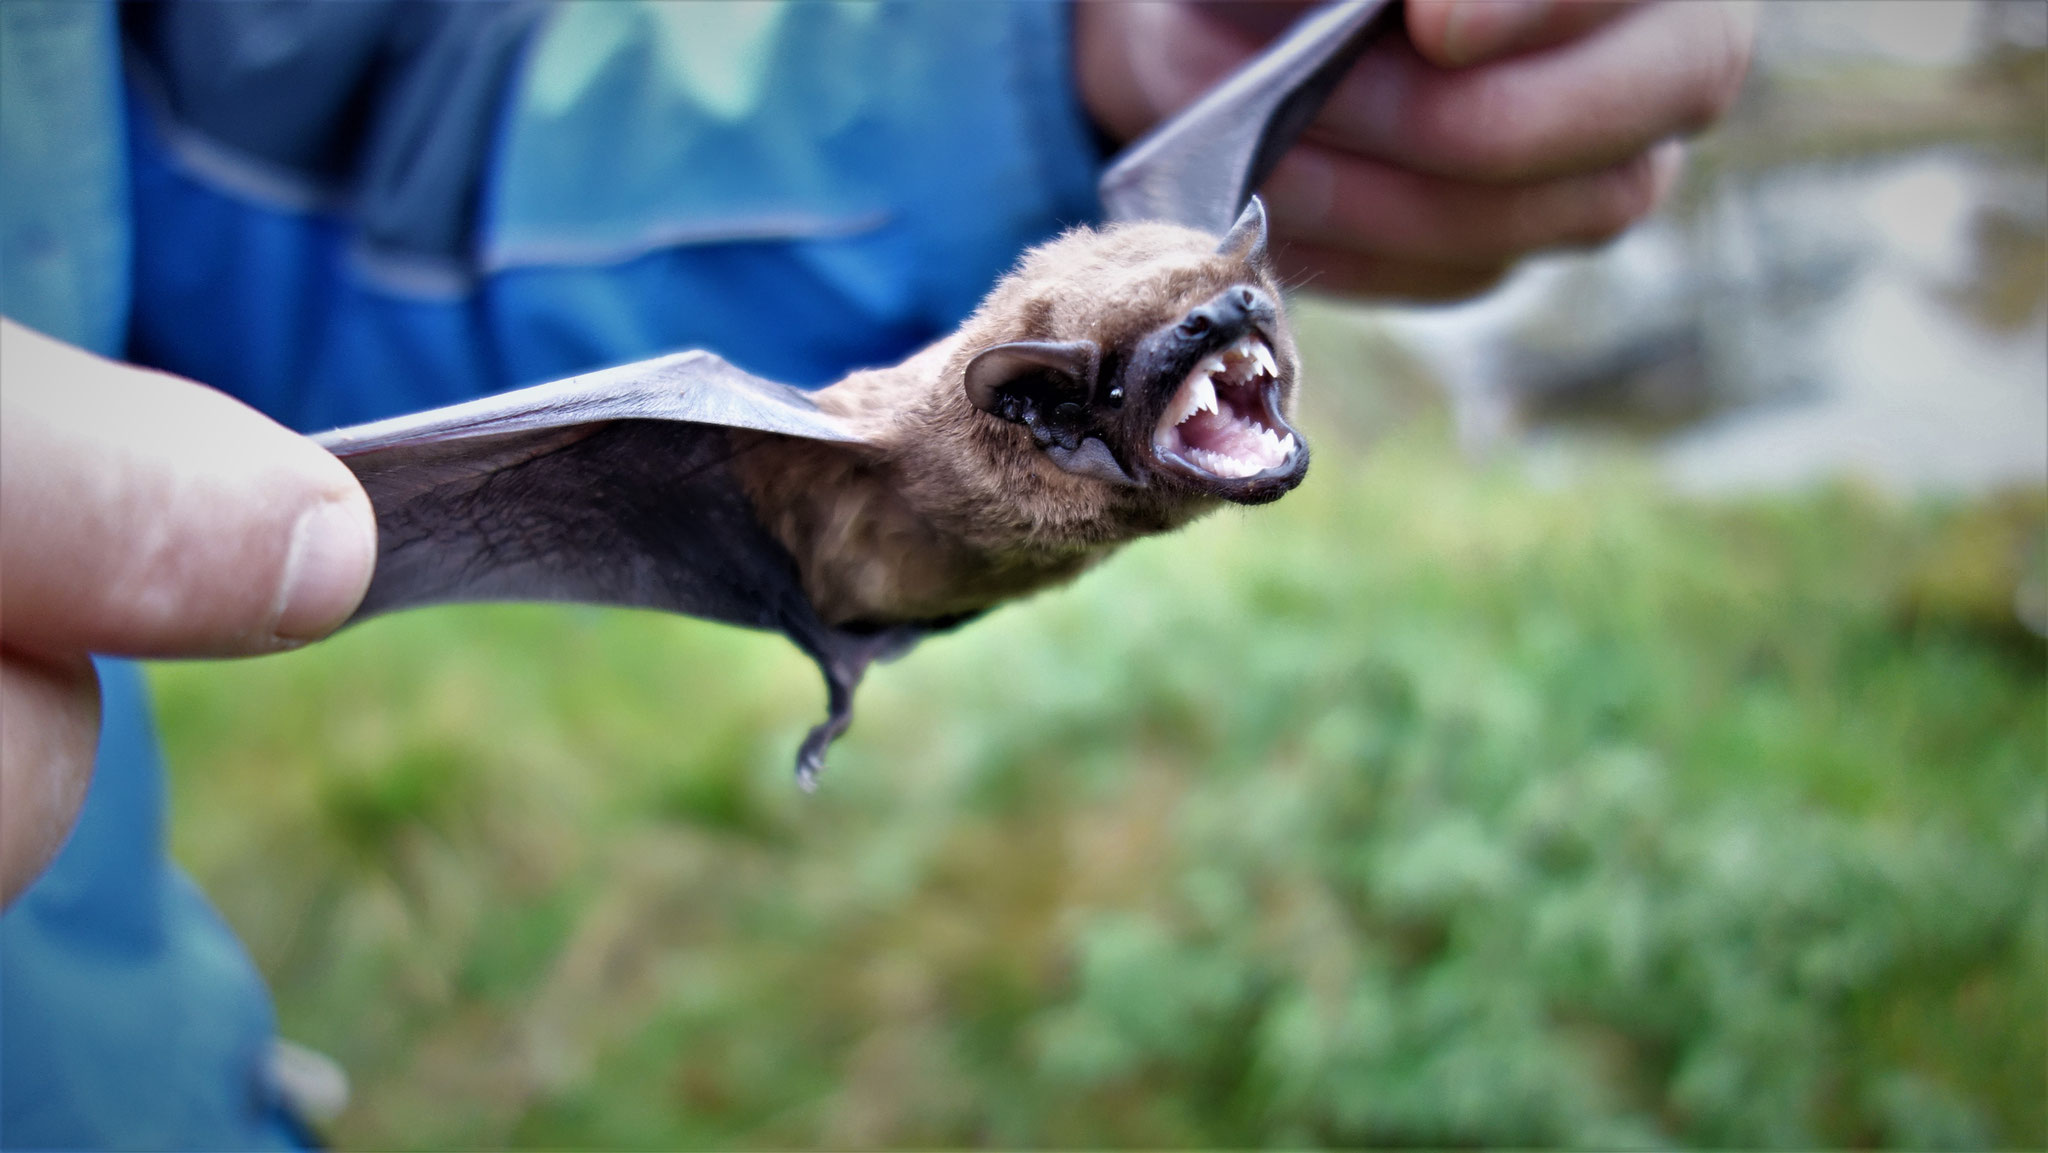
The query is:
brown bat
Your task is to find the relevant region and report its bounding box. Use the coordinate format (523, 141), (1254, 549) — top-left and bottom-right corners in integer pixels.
(732, 207), (1303, 629)
(314, 0), (1394, 785)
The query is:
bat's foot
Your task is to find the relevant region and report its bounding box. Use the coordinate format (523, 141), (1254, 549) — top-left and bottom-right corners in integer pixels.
(793, 733), (829, 793)
(788, 622), (937, 791)
(790, 666), (857, 791)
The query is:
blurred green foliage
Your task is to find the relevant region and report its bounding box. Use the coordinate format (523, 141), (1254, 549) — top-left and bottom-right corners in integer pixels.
(150, 400), (2045, 1149)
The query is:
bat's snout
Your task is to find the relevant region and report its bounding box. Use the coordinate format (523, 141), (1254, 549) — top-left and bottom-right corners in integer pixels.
(1146, 285), (1305, 497)
(1176, 285), (1277, 342)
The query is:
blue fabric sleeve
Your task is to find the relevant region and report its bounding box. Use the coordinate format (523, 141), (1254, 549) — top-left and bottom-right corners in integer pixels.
(0, 0), (131, 355)
(482, 2), (1100, 375)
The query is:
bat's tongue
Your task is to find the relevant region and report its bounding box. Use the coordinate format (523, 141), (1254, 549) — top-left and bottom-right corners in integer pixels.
(1153, 335), (1296, 480)
(1177, 407), (1293, 478)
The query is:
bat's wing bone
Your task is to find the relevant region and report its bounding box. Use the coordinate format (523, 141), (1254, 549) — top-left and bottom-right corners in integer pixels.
(317, 349), (858, 457)
(1098, 0), (1399, 232)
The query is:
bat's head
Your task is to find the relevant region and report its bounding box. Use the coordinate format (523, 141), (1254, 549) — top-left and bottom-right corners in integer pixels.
(957, 199), (1309, 514)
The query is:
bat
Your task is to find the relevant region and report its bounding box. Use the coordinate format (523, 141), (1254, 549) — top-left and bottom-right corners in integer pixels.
(316, 0), (1398, 788)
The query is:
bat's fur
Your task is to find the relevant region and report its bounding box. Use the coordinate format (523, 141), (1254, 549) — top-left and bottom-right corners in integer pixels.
(732, 220), (1303, 627)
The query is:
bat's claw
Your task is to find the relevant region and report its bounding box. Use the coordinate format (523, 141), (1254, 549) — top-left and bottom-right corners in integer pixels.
(793, 732), (829, 793)
(789, 622), (941, 791)
(791, 662), (858, 790)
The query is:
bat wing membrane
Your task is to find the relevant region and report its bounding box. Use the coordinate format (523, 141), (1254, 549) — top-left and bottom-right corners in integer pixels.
(317, 351), (859, 627)
(319, 350), (934, 787)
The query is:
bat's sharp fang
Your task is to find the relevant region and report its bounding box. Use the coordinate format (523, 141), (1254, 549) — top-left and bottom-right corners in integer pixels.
(1150, 332), (1300, 485)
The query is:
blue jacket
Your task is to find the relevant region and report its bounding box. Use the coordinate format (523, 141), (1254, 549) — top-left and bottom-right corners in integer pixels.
(0, 2), (1099, 1145)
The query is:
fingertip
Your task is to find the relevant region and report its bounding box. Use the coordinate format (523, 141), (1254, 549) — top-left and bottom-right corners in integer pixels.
(1649, 138), (1687, 209)
(271, 481), (376, 644)
(0, 651), (100, 908)
(1695, 1), (1760, 129)
(1404, 0), (1461, 66)
(2, 327), (382, 659)
(1409, 0), (1553, 68)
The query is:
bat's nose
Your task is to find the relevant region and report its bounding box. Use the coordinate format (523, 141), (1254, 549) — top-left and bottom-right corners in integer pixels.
(1178, 285), (1277, 337)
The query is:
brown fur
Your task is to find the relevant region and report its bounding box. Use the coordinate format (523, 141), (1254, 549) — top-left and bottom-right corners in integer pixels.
(730, 221), (1301, 627)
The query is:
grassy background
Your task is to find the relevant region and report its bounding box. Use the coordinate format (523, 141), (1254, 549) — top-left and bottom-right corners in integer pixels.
(149, 310), (2046, 1146)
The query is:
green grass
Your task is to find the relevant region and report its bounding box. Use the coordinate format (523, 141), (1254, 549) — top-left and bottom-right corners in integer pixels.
(150, 412), (2045, 1149)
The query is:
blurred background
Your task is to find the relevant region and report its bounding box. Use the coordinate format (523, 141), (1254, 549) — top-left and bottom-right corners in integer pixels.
(149, 2), (2045, 1148)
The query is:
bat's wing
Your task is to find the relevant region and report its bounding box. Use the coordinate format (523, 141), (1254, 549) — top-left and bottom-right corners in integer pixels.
(315, 350), (929, 789)
(1098, 0), (1398, 232)
(316, 350), (856, 621)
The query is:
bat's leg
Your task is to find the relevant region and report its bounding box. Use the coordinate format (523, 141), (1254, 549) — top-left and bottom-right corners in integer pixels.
(791, 625), (933, 791)
(794, 670), (856, 793)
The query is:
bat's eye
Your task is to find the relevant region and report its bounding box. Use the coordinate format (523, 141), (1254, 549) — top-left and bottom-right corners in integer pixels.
(1178, 314), (1211, 338)
(1106, 386), (1124, 407)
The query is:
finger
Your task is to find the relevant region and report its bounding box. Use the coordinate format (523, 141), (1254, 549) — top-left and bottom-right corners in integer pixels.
(1262, 138), (1685, 266)
(1316, 0), (1755, 183)
(1405, 0), (1639, 70)
(1270, 240), (1512, 301)
(1076, 0), (1249, 146)
(0, 321), (376, 660)
(0, 650), (98, 907)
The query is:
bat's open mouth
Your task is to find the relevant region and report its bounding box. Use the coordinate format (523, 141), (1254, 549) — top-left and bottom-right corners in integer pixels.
(1150, 333), (1302, 488)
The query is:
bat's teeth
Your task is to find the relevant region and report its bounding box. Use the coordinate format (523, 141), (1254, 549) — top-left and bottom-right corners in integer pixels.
(1192, 445), (1261, 479)
(1252, 341), (1278, 380)
(1178, 373), (1218, 425)
(1210, 336), (1277, 386)
(1159, 362), (1217, 430)
(1155, 337), (1297, 477)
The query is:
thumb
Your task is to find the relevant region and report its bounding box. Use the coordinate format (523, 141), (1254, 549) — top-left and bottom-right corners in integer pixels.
(0, 319), (376, 659)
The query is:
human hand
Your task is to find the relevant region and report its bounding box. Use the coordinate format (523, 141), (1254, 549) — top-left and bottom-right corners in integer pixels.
(0, 320), (376, 905)
(1076, 0), (1756, 299)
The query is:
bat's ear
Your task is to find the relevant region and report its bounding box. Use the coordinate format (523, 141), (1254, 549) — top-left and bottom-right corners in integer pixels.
(1217, 195), (1269, 265)
(964, 339), (1101, 416)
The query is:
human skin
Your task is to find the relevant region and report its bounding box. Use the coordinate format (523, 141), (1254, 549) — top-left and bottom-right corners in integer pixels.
(0, 319), (376, 905)
(1076, 0), (1758, 298)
